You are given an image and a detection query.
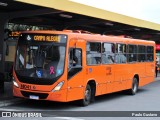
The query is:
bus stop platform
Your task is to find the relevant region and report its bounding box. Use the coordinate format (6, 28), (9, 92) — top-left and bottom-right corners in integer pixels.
(0, 75), (160, 107)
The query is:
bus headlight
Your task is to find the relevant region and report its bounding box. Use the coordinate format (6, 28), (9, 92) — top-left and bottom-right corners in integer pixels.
(52, 81), (64, 92)
(13, 77), (19, 88)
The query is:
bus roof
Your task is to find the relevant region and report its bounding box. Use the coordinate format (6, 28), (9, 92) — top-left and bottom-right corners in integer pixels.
(21, 30), (155, 45)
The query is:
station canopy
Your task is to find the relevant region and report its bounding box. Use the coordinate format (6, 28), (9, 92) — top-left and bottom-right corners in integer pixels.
(1, 0), (160, 42)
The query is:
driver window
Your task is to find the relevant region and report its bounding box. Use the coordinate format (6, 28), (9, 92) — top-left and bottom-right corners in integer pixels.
(68, 48), (82, 79)
(69, 48), (82, 68)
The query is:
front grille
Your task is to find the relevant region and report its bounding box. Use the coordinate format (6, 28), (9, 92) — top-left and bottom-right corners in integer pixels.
(21, 91), (49, 99)
(16, 74), (59, 85)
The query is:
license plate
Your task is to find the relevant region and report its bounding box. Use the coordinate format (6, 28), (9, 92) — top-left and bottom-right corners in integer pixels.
(29, 95), (39, 100)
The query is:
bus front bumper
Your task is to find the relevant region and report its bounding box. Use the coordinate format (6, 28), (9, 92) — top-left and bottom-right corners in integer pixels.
(13, 86), (67, 102)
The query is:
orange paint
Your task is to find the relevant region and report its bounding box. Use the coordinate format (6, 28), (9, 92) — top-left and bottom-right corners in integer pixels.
(13, 30), (155, 103)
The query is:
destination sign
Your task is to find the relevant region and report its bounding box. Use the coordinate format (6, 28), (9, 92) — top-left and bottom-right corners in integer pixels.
(33, 35), (60, 42)
(24, 34), (62, 42)
(19, 33), (67, 44)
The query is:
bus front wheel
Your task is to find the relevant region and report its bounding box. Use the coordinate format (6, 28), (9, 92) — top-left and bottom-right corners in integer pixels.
(128, 77), (139, 95)
(80, 84), (91, 106)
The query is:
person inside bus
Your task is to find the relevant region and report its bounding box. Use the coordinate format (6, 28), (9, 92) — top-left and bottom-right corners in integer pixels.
(70, 56), (78, 67)
(115, 45), (126, 63)
(102, 45), (114, 64)
(33, 50), (46, 68)
(107, 55), (114, 63)
(69, 49), (79, 68)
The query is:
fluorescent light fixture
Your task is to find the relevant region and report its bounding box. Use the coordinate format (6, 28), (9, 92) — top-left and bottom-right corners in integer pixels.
(105, 22), (113, 26)
(134, 28), (140, 31)
(60, 14), (72, 18)
(0, 2), (8, 6)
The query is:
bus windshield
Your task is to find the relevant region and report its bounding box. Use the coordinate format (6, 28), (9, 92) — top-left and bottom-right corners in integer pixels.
(15, 34), (67, 82)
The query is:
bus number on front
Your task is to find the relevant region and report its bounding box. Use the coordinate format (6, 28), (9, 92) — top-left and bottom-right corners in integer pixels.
(20, 84), (36, 90)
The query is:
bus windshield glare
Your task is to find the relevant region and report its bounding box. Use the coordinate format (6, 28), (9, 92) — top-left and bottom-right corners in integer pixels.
(15, 34), (67, 82)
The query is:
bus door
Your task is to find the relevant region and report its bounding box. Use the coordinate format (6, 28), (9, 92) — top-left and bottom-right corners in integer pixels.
(67, 39), (85, 101)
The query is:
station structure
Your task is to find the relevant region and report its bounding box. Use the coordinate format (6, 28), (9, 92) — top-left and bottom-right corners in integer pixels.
(0, 0), (160, 91)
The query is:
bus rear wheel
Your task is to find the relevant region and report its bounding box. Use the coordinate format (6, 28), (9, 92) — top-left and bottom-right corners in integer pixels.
(128, 77), (138, 95)
(80, 84), (92, 106)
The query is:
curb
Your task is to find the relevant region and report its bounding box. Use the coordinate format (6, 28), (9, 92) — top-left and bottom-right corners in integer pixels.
(0, 98), (22, 108)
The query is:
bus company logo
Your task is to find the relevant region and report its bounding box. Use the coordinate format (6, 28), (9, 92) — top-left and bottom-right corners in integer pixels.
(27, 35), (31, 41)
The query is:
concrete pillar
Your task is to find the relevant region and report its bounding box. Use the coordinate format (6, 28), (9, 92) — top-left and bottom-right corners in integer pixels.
(0, 19), (6, 72)
(0, 16), (8, 93)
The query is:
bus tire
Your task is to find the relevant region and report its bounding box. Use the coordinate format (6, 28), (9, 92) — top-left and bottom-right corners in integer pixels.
(128, 77), (138, 95)
(80, 84), (92, 106)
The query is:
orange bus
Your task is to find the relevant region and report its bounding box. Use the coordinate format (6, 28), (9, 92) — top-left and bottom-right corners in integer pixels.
(13, 30), (155, 106)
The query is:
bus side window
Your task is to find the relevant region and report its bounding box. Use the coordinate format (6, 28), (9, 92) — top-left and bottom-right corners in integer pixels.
(102, 43), (114, 64)
(68, 48), (82, 79)
(115, 44), (127, 63)
(74, 49), (82, 66)
(86, 42), (101, 65)
(138, 45), (146, 62)
(146, 46), (154, 62)
(128, 45), (137, 63)
(69, 48), (82, 67)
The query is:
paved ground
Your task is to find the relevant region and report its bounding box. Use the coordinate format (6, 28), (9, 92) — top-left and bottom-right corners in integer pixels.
(0, 74), (160, 107)
(0, 82), (21, 107)
(0, 75), (160, 120)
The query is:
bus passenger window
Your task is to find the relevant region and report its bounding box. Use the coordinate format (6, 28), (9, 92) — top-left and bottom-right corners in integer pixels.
(115, 44), (126, 63)
(146, 46), (154, 62)
(128, 45), (137, 63)
(138, 45), (146, 62)
(102, 43), (114, 64)
(86, 42), (101, 65)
